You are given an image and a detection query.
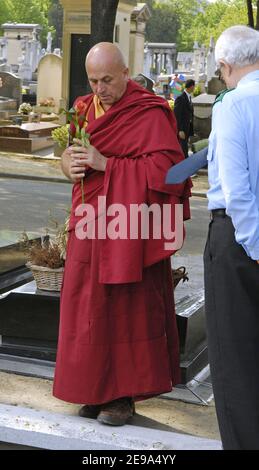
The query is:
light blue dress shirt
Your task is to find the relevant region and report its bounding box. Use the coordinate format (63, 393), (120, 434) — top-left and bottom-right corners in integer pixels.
(207, 70), (259, 260)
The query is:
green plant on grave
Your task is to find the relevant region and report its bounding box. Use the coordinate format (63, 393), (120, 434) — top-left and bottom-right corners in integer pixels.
(51, 125), (69, 149)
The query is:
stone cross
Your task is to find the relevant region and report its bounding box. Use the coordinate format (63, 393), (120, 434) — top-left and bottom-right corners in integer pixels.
(193, 42), (201, 83)
(46, 32), (52, 54)
(206, 37), (216, 82)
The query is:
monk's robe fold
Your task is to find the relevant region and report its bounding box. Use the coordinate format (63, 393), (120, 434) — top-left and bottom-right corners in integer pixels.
(53, 81), (192, 405)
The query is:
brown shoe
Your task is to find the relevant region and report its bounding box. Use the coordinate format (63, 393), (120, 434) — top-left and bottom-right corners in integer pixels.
(79, 404), (101, 419)
(97, 397), (135, 426)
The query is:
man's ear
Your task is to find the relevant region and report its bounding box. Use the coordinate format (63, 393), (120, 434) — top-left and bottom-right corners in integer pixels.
(223, 61), (232, 78)
(123, 67), (129, 80)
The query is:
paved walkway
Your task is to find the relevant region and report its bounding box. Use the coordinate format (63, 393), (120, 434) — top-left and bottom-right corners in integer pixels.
(0, 151), (67, 183)
(0, 371), (220, 450)
(0, 151), (209, 197)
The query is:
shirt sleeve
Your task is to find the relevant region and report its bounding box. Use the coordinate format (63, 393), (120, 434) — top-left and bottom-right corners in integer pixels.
(217, 101), (259, 260)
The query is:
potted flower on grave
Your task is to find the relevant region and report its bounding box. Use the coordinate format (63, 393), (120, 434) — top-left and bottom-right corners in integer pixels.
(51, 125), (69, 157)
(18, 102), (33, 115)
(20, 215), (69, 292)
(34, 97), (56, 114)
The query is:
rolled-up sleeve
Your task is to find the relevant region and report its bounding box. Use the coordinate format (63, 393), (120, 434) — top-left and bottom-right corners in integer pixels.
(217, 102), (259, 260)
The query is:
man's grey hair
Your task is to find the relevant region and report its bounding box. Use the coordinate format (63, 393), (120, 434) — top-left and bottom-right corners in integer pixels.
(215, 25), (259, 68)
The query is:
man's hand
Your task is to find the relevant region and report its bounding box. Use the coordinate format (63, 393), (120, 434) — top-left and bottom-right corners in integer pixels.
(71, 145), (107, 173)
(61, 145), (107, 183)
(60, 147), (83, 183)
(257, 260), (259, 264)
(179, 131), (186, 140)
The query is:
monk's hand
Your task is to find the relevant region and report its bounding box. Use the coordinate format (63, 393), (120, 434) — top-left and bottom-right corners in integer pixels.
(179, 131), (186, 140)
(71, 145), (107, 172)
(63, 146), (87, 183)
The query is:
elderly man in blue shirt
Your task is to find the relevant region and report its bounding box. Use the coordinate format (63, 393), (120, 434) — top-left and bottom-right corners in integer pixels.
(167, 25), (259, 450)
(204, 25), (259, 451)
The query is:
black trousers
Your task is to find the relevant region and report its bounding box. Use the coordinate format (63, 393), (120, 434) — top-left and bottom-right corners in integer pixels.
(179, 137), (189, 158)
(204, 214), (259, 450)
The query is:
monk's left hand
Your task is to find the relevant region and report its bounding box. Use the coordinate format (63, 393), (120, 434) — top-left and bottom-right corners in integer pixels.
(71, 145), (107, 172)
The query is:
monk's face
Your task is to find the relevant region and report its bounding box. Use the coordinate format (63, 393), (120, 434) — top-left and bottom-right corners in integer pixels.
(86, 60), (129, 109)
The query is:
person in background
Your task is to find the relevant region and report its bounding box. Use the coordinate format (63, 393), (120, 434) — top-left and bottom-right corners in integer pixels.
(173, 79), (195, 158)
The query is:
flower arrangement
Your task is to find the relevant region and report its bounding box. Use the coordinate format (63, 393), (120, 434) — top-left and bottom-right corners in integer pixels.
(20, 215), (69, 270)
(19, 214), (69, 291)
(18, 102), (33, 115)
(167, 99), (174, 110)
(38, 97), (55, 107)
(193, 83), (202, 97)
(51, 125), (69, 149)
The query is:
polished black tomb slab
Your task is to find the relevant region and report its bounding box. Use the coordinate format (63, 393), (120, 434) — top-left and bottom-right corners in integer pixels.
(0, 239), (42, 294)
(0, 281), (207, 384)
(0, 282), (59, 361)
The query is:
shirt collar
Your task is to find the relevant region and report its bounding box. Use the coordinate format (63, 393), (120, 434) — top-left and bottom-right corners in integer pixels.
(238, 70), (259, 86)
(184, 89), (191, 99)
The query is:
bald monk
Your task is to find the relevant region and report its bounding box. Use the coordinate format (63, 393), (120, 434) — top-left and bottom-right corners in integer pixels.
(53, 42), (192, 426)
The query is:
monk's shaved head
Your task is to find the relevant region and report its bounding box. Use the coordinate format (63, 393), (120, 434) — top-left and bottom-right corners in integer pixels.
(86, 42), (126, 70)
(85, 42), (129, 110)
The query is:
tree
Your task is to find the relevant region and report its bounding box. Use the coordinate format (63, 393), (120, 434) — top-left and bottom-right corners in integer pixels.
(2, 0), (51, 43)
(48, 0), (63, 49)
(246, 0), (259, 29)
(90, 0), (119, 48)
(145, 0), (208, 51)
(145, 1), (180, 44)
(246, 0), (254, 27)
(0, 1), (12, 29)
(187, 0), (248, 48)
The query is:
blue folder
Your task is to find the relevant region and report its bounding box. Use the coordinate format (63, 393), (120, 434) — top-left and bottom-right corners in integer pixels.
(166, 147), (208, 184)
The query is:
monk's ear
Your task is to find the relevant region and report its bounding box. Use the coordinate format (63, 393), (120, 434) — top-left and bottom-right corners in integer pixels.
(123, 67), (129, 81)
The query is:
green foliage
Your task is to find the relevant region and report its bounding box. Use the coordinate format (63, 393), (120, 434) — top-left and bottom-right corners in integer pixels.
(146, 1), (180, 43)
(146, 0), (253, 51)
(193, 83), (202, 97)
(0, 0), (54, 45)
(51, 125), (69, 149)
(182, 0), (229, 49)
(186, 0), (248, 48)
(0, 0), (12, 33)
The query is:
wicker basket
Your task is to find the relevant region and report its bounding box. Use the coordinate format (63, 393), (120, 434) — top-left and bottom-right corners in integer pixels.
(26, 262), (64, 292)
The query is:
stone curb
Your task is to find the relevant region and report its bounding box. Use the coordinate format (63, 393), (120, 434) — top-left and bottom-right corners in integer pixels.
(0, 151), (60, 161)
(0, 172), (69, 184)
(0, 172), (207, 197)
(0, 403), (221, 450)
(191, 191), (207, 198)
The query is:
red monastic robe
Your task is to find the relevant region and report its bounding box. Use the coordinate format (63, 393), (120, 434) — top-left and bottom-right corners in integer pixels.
(53, 80), (192, 405)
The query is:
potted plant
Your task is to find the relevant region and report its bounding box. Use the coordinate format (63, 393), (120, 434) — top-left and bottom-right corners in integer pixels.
(18, 102), (33, 115)
(34, 97), (56, 114)
(51, 125), (69, 157)
(20, 216), (68, 292)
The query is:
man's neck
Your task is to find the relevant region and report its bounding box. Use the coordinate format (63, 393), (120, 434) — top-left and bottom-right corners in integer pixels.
(102, 103), (111, 112)
(234, 62), (259, 85)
